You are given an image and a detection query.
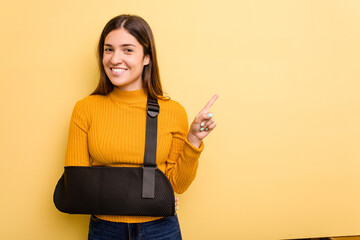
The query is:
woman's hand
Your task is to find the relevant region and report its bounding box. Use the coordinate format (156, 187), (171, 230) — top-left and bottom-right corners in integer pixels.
(175, 197), (179, 212)
(187, 94), (219, 148)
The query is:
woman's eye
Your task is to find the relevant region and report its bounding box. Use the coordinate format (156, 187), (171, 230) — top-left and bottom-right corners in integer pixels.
(104, 48), (113, 52)
(124, 49), (133, 53)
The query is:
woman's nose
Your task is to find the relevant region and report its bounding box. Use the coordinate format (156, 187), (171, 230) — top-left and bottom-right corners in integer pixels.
(110, 51), (123, 65)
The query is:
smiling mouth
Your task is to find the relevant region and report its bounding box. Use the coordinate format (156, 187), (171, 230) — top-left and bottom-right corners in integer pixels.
(111, 68), (127, 73)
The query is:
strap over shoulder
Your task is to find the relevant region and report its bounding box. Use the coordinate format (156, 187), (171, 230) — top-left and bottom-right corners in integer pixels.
(142, 96), (159, 198)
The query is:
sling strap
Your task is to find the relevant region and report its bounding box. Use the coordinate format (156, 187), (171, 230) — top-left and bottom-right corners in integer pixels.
(142, 97), (159, 198)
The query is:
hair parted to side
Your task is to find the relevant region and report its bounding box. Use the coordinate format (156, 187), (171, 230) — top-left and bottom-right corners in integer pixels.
(91, 14), (167, 100)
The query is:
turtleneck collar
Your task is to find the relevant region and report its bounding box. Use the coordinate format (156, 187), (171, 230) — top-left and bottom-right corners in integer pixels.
(109, 87), (147, 104)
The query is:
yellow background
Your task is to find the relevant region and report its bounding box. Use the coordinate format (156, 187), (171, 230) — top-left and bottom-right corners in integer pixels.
(1, 0), (360, 239)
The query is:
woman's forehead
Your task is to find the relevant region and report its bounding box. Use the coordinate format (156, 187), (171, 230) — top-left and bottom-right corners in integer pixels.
(104, 28), (141, 46)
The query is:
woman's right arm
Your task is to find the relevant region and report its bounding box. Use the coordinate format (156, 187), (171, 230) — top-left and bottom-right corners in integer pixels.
(65, 99), (91, 167)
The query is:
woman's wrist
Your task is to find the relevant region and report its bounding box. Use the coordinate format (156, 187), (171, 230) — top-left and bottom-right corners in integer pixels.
(186, 134), (202, 148)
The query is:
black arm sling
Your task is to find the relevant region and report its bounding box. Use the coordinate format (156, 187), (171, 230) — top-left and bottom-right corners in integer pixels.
(53, 97), (175, 217)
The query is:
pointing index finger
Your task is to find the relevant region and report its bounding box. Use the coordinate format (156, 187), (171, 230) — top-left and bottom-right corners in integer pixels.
(203, 94), (219, 112)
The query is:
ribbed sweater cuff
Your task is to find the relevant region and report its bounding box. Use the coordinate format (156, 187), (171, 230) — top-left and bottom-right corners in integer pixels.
(183, 138), (204, 161)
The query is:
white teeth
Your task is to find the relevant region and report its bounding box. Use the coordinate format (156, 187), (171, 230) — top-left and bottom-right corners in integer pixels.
(112, 68), (126, 72)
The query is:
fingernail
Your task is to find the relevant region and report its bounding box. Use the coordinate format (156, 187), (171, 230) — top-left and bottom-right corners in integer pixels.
(177, 198), (179, 201)
(176, 207), (179, 210)
(200, 127), (204, 131)
(200, 122), (205, 127)
(205, 128), (208, 131)
(208, 113), (213, 118)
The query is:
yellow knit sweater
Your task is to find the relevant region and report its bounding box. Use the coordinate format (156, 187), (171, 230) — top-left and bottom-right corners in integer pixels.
(65, 87), (204, 223)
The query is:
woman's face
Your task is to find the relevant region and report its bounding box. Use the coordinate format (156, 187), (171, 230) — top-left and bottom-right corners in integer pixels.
(102, 28), (150, 91)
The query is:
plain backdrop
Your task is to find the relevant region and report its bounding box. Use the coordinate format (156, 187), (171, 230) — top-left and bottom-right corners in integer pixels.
(1, 0), (360, 239)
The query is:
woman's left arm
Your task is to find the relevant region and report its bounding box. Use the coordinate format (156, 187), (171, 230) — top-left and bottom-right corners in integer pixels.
(165, 95), (218, 194)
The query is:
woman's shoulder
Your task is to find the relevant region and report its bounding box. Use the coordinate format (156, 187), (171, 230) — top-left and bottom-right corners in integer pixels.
(159, 97), (184, 109)
(72, 94), (108, 113)
(78, 94), (108, 103)
(77, 95), (108, 105)
(158, 97), (187, 117)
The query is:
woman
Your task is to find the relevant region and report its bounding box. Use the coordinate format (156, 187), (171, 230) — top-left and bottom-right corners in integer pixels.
(65, 14), (218, 239)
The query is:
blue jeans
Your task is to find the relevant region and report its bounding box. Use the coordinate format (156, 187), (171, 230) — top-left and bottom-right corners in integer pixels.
(88, 215), (182, 240)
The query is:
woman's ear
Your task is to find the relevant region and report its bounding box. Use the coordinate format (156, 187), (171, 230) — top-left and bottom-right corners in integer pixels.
(143, 54), (150, 66)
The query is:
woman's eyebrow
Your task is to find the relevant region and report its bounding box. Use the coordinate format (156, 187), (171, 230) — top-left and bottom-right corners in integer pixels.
(104, 43), (136, 47)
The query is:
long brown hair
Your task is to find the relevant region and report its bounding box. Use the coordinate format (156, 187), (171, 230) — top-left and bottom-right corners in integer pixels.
(91, 14), (166, 100)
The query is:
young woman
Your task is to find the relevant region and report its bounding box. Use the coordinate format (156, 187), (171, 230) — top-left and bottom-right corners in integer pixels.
(65, 14), (218, 240)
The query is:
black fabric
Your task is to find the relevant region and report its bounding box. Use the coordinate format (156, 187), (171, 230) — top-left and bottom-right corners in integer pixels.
(144, 97), (159, 167)
(142, 166), (156, 199)
(142, 97), (159, 198)
(53, 97), (176, 216)
(54, 166), (175, 216)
